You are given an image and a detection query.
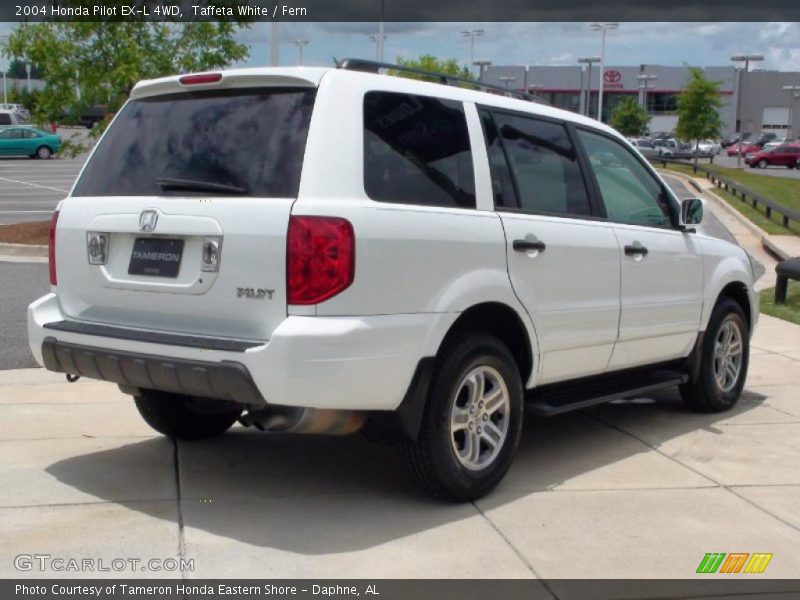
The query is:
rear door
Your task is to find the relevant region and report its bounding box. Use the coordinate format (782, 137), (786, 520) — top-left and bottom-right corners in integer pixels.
(56, 84), (317, 341)
(575, 128), (703, 370)
(479, 108), (621, 385)
(0, 128), (23, 155)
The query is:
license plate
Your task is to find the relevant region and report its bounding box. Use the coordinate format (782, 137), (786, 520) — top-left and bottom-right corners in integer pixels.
(128, 238), (184, 278)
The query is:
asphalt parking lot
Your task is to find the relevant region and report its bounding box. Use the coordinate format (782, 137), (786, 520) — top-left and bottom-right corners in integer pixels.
(0, 157), (84, 225)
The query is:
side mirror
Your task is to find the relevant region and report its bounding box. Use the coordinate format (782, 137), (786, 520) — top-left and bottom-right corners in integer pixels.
(681, 197), (705, 227)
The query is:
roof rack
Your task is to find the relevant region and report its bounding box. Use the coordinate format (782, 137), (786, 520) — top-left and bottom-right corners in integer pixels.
(336, 58), (542, 104)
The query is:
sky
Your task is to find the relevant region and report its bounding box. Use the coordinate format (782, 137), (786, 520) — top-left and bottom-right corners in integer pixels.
(1, 22), (799, 72)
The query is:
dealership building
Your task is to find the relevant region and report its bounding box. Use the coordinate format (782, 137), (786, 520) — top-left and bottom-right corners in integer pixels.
(481, 64), (800, 138)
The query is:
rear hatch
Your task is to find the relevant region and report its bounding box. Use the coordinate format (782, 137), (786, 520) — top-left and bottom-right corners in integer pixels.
(54, 76), (318, 342)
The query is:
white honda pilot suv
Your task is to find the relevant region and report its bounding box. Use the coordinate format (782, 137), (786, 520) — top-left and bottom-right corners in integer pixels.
(29, 60), (758, 501)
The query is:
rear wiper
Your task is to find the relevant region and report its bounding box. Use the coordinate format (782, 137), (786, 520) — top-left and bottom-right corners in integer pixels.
(156, 177), (248, 195)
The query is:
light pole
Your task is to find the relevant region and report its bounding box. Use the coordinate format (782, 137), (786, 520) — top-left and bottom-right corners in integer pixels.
(473, 59), (491, 83)
(637, 73), (657, 110)
(783, 85), (800, 140)
(498, 75), (517, 91)
(26, 63), (31, 93)
(369, 34), (386, 61)
(292, 39), (309, 66)
(590, 22), (618, 122)
(731, 53), (764, 166)
(461, 29), (484, 75)
(578, 56), (600, 116)
(270, 23), (280, 66)
(0, 35), (8, 106)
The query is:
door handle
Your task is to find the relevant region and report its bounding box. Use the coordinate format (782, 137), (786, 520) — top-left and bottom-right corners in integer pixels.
(624, 244), (649, 257)
(513, 239), (547, 253)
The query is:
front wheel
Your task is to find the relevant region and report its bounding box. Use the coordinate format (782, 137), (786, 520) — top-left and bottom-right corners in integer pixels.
(758, 159), (768, 169)
(680, 298), (749, 413)
(134, 390), (242, 439)
(35, 146), (52, 159)
(402, 333), (524, 501)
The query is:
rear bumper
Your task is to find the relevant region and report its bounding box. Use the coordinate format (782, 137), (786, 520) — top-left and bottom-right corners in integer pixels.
(29, 293), (449, 411)
(41, 337), (264, 405)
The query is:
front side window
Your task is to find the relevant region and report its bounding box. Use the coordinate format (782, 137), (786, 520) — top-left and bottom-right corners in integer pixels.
(364, 92), (475, 208)
(491, 112), (592, 217)
(577, 129), (672, 228)
(73, 88), (316, 198)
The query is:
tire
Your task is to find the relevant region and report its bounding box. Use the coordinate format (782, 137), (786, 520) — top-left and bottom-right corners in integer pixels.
(134, 390), (242, 440)
(36, 146), (52, 159)
(402, 332), (524, 501)
(758, 159), (768, 169)
(680, 298), (749, 413)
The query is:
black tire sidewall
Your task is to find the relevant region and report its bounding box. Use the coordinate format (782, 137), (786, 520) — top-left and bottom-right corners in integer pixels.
(698, 299), (750, 410)
(423, 334), (524, 499)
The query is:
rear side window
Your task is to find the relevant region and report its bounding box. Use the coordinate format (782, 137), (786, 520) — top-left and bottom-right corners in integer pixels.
(73, 88), (316, 197)
(364, 91), (475, 208)
(0, 114), (12, 125)
(491, 112), (592, 217)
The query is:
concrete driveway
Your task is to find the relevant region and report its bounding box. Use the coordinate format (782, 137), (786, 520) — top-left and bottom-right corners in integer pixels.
(1, 314), (799, 580)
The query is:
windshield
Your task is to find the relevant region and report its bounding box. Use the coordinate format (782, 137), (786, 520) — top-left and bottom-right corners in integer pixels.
(73, 87), (316, 198)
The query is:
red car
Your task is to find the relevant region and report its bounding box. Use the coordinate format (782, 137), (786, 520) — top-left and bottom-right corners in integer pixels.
(727, 141), (762, 157)
(746, 144), (800, 169)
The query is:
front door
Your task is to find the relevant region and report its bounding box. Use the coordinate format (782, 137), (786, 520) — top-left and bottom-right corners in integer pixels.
(575, 128), (704, 370)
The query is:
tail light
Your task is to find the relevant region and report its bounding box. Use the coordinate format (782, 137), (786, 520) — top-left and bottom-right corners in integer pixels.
(48, 210), (59, 285)
(179, 73), (222, 85)
(287, 216), (355, 305)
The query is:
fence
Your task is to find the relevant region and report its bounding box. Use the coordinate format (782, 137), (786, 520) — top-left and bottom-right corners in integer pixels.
(651, 158), (800, 229)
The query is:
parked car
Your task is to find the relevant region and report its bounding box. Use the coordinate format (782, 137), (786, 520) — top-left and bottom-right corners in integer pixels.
(727, 141), (762, 157)
(629, 138), (659, 159)
(0, 126), (61, 158)
(28, 62), (759, 501)
(745, 144), (800, 169)
(694, 139), (721, 155)
(762, 137), (787, 152)
(77, 105), (110, 129)
(653, 138), (693, 158)
(0, 109), (25, 126)
(1, 103), (30, 120)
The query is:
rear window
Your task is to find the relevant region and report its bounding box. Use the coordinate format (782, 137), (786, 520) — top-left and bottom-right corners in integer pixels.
(73, 88), (316, 197)
(0, 114), (12, 125)
(363, 91), (475, 209)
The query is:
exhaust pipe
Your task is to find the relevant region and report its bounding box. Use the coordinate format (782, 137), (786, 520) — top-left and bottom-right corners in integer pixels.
(239, 406), (365, 436)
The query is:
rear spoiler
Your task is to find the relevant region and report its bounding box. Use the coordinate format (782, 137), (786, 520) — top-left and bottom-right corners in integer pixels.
(130, 67), (329, 100)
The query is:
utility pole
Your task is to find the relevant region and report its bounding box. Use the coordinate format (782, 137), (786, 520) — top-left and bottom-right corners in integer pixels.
(783, 85), (800, 140)
(731, 53), (764, 166)
(292, 39), (309, 66)
(578, 56), (600, 117)
(591, 23), (618, 122)
(270, 23), (280, 66)
(462, 29), (484, 75)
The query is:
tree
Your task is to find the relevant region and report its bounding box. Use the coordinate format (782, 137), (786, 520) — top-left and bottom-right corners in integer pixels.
(5, 59), (43, 80)
(393, 55), (474, 82)
(675, 67), (723, 165)
(2, 4), (249, 131)
(609, 96), (650, 137)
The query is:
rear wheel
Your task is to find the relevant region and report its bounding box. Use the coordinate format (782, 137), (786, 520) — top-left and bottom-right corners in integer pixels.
(134, 390), (242, 439)
(680, 298), (749, 413)
(402, 332), (524, 501)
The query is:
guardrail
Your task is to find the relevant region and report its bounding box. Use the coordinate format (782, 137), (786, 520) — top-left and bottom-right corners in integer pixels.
(651, 157), (800, 229)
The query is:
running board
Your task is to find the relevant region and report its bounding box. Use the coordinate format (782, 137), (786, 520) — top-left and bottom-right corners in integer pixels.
(526, 368), (689, 417)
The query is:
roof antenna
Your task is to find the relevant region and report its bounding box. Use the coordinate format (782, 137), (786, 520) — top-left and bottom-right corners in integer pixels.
(332, 56), (340, 67)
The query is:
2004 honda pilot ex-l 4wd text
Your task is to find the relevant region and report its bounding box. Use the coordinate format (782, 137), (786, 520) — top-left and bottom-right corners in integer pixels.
(29, 60), (759, 501)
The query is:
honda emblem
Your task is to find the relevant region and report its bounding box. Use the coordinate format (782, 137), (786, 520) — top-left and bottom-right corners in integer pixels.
(139, 210), (158, 232)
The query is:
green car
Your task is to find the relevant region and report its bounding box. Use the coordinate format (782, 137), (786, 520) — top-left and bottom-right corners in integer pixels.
(0, 126), (62, 159)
